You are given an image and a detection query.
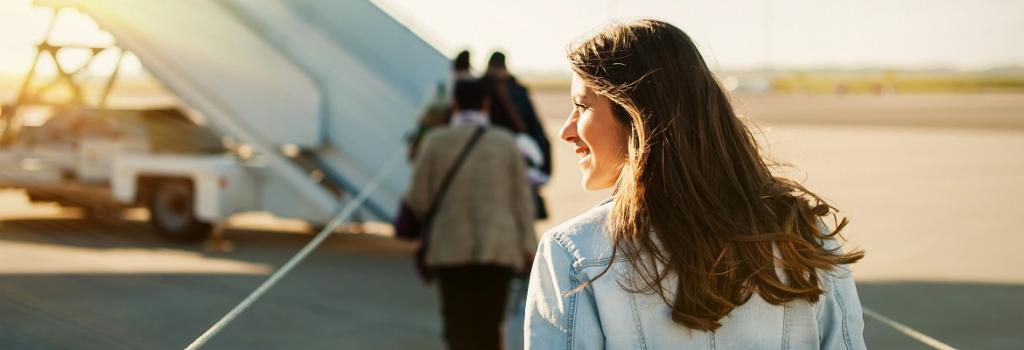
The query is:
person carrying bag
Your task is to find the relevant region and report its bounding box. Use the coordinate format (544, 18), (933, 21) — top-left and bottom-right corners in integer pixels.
(394, 126), (486, 282)
(400, 79), (537, 350)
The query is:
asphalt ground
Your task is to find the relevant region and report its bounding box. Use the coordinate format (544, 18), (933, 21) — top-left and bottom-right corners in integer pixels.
(1, 92), (1023, 349)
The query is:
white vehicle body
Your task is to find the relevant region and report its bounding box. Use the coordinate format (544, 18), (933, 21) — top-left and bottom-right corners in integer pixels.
(110, 154), (259, 223)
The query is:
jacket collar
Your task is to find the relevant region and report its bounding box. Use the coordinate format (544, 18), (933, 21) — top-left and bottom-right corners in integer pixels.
(450, 110), (490, 127)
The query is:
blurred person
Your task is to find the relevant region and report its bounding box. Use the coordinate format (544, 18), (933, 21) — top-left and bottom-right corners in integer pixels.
(406, 79), (536, 350)
(524, 20), (866, 349)
(408, 50), (475, 160)
(452, 50), (474, 81)
(481, 51), (553, 220)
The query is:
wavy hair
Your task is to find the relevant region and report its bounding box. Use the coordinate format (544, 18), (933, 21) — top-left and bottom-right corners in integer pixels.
(568, 19), (864, 331)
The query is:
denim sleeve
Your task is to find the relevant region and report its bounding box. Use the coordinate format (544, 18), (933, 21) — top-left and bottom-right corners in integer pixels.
(524, 234), (603, 349)
(816, 239), (867, 350)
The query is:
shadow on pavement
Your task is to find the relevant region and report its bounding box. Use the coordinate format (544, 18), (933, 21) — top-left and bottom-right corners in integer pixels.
(0, 216), (440, 350)
(858, 281), (1024, 349)
(2, 216), (1021, 349)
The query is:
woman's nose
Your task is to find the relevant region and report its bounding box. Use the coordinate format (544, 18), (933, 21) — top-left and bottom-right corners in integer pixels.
(560, 114), (577, 144)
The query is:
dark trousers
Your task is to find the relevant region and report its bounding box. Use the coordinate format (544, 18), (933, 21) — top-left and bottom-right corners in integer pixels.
(436, 264), (514, 350)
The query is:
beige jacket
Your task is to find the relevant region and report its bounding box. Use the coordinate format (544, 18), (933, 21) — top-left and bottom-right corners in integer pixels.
(406, 125), (537, 270)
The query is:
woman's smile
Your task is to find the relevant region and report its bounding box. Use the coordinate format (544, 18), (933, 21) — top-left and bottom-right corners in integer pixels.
(574, 144), (591, 162)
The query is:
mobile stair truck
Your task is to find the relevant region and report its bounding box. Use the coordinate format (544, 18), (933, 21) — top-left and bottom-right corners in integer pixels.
(0, 0), (449, 242)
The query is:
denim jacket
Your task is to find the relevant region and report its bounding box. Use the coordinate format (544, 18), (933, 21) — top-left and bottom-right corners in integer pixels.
(524, 200), (866, 349)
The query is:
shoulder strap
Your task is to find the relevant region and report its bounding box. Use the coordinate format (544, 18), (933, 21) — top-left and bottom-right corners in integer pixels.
(424, 126), (486, 222)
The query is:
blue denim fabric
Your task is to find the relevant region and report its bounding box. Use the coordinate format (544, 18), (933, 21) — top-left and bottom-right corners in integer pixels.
(524, 200), (866, 349)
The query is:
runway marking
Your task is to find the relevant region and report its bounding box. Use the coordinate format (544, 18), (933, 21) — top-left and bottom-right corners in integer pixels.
(184, 150), (405, 350)
(863, 307), (957, 350)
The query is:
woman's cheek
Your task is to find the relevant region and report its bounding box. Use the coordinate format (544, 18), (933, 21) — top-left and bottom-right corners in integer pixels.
(577, 113), (595, 145)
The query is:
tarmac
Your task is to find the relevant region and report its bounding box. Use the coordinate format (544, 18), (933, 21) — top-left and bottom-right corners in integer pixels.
(1, 91), (1022, 349)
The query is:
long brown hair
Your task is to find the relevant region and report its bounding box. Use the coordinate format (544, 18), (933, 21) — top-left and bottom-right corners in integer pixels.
(568, 19), (864, 331)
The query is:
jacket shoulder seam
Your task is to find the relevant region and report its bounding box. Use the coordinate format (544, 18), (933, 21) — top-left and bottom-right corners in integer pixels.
(831, 278), (853, 349)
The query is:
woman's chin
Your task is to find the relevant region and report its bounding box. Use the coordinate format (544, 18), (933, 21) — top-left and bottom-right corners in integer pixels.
(581, 175), (609, 192)
(581, 175), (597, 191)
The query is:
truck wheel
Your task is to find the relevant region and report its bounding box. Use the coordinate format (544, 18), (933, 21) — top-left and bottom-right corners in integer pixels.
(148, 179), (211, 242)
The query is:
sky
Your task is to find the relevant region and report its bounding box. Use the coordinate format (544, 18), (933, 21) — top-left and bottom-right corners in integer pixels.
(374, 0), (1024, 73)
(0, 0), (1022, 77)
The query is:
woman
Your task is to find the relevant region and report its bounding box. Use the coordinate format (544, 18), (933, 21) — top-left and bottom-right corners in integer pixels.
(524, 20), (866, 349)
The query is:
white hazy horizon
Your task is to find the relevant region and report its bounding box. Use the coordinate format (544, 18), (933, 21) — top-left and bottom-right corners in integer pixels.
(0, 0), (1022, 77)
(373, 0), (1024, 74)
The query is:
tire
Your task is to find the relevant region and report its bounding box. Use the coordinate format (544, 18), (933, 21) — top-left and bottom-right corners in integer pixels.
(147, 179), (211, 243)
